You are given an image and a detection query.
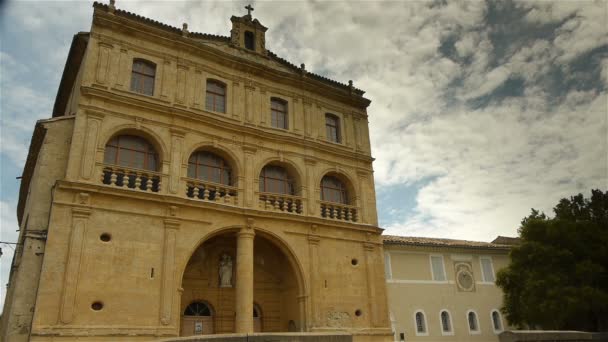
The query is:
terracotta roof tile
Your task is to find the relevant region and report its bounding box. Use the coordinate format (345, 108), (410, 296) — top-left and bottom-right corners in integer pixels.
(382, 235), (512, 250)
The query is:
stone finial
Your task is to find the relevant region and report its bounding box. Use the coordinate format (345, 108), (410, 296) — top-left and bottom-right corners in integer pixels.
(348, 80), (354, 94)
(109, 0), (116, 13)
(300, 63), (307, 76)
(182, 23), (189, 36)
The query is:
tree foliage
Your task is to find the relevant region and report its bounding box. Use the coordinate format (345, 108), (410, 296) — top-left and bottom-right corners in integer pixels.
(496, 189), (608, 331)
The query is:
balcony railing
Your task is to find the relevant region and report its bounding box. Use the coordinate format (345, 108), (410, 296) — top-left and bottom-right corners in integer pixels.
(101, 165), (161, 192)
(185, 178), (238, 205)
(320, 201), (358, 222)
(259, 192), (303, 214)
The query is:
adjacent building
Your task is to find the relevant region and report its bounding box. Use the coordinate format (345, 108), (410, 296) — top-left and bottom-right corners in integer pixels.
(383, 235), (515, 342)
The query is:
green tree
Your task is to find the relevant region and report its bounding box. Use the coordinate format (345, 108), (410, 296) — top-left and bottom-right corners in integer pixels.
(496, 189), (608, 331)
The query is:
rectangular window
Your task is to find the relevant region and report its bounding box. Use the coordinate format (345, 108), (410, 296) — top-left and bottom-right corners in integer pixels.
(271, 99), (288, 129)
(430, 255), (446, 281)
(384, 252), (392, 280)
(325, 114), (341, 143)
(205, 80), (226, 113)
(480, 257), (495, 282)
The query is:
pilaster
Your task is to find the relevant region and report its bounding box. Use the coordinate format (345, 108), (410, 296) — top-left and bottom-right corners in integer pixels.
(60, 193), (92, 324)
(160, 210), (180, 325)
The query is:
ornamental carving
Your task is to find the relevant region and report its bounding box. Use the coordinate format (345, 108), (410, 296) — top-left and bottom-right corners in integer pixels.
(455, 262), (475, 292)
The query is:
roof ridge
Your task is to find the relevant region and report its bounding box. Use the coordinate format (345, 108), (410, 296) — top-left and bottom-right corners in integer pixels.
(382, 234), (512, 249)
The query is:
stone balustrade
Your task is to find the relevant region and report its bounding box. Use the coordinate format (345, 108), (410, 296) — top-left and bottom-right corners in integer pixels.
(101, 165), (161, 192)
(320, 201), (358, 222)
(185, 178), (238, 205)
(259, 192), (303, 214)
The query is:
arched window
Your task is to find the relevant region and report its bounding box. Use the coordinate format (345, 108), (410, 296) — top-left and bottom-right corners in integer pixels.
(468, 311), (479, 333)
(259, 165), (294, 195)
(271, 98), (288, 129)
(130, 59), (156, 96)
(321, 175), (348, 204)
(205, 80), (226, 113)
(440, 310), (452, 334)
(184, 301), (212, 316)
(245, 31), (255, 50)
(188, 151), (232, 185)
(325, 114), (341, 143)
(104, 135), (158, 171)
(415, 311), (427, 335)
(491, 310), (503, 332)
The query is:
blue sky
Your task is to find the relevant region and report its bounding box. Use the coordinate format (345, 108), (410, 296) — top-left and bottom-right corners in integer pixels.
(0, 0), (607, 308)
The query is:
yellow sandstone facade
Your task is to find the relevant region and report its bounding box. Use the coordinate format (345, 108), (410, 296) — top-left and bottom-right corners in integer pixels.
(1, 2), (391, 342)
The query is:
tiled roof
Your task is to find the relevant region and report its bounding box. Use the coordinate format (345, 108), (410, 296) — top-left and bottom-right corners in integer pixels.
(491, 235), (521, 245)
(382, 235), (512, 250)
(92, 2), (364, 97)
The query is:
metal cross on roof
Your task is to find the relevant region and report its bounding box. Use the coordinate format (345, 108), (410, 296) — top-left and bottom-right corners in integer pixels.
(245, 4), (254, 16)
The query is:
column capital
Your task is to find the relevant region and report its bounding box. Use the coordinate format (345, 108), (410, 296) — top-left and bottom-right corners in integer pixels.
(238, 227), (255, 239)
(72, 207), (92, 218)
(363, 242), (375, 252)
(164, 219), (180, 230)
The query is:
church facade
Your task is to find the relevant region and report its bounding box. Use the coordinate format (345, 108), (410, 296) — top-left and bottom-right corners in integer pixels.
(1, 2), (391, 341)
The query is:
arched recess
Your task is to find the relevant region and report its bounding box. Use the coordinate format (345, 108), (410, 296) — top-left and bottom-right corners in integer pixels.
(181, 300), (215, 335)
(256, 157), (305, 195)
(183, 142), (242, 182)
(99, 124), (169, 164)
(178, 226), (307, 335)
(317, 170), (357, 205)
(315, 167), (359, 205)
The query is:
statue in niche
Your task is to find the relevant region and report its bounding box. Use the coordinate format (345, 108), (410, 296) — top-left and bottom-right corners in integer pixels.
(219, 254), (233, 288)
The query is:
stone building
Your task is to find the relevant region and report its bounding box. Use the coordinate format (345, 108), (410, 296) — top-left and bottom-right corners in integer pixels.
(0, 2), (391, 341)
(383, 235), (515, 342)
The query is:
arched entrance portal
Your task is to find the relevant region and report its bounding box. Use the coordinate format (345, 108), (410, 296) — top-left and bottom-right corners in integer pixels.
(180, 230), (303, 336)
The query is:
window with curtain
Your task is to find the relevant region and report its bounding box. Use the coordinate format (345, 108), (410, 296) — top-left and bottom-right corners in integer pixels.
(130, 59), (156, 96)
(259, 165), (294, 195)
(271, 98), (288, 129)
(430, 255), (446, 281)
(205, 80), (226, 113)
(325, 114), (341, 143)
(480, 257), (495, 282)
(104, 135), (158, 171)
(320, 175), (348, 204)
(187, 151), (231, 185)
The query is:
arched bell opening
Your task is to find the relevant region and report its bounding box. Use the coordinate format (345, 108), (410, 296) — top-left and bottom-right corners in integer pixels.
(180, 229), (304, 336)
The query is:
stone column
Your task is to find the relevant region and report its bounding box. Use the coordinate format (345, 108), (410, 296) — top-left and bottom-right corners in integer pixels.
(234, 223), (255, 333)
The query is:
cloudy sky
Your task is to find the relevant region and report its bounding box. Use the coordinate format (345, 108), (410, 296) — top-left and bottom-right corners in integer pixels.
(0, 0), (606, 308)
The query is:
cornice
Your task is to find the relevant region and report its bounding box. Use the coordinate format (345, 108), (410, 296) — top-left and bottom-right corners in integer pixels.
(91, 6), (371, 110)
